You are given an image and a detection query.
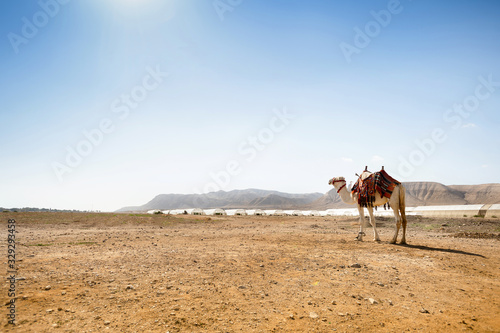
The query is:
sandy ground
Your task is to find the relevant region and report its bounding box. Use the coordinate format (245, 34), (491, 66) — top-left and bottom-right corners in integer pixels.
(1, 212), (499, 332)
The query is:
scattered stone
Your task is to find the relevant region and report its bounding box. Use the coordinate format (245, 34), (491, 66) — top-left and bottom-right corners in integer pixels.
(289, 314), (294, 320)
(420, 308), (430, 314)
(331, 300), (337, 305)
(126, 285), (134, 290)
(104, 320), (111, 325)
(238, 285), (247, 289)
(350, 263), (362, 268)
(309, 312), (319, 319)
(44, 285), (52, 290)
(368, 298), (378, 305)
(61, 291), (66, 295)
(46, 309), (54, 313)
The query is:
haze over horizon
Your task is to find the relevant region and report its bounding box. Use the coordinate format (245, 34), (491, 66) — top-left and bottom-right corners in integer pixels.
(1, 0), (500, 211)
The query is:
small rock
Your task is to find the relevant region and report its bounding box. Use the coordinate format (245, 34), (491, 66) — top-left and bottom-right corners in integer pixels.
(331, 300), (337, 305)
(350, 263), (362, 268)
(44, 285), (52, 290)
(309, 312), (319, 319)
(126, 285), (134, 290)
(420, 308), (430, 314)
(289, 314), (294, 320)
(104, 320), (111, 325)
(369, 298), (378, 305)
(46, 309), (54, 313)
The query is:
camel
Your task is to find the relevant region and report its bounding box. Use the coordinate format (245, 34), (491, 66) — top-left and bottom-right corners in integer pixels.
(328, 168), (407, 244)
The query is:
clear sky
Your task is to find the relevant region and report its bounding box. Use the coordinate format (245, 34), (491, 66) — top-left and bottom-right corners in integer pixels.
(1, 0), (499, 211)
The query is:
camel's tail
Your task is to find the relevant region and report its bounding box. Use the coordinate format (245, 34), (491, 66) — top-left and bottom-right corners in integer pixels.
(399, 184), (407, 226)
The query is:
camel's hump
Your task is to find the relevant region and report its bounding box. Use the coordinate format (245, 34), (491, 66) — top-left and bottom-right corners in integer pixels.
(359, 171), (373, 180)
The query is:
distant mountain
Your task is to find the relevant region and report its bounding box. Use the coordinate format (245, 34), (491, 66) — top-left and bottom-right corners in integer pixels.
(116, 183), (500, 212)
(307, 182), (500, 209)
(116, 189), (323, 212)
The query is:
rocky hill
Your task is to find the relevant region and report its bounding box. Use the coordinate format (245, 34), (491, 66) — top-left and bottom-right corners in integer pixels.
(116, 183), (500, 212)
(116, 189), (323, 212)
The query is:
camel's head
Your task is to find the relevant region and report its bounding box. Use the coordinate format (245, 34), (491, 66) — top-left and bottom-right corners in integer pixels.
(328, 177), (346, 187)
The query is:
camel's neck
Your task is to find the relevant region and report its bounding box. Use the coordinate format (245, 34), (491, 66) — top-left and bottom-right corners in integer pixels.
(337, 185), (356, 205)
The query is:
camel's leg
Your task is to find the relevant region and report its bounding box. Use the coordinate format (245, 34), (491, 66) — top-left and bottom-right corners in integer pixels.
(400, 206), (407, 245)
(390, 204), (401, 244)
(367, 206), (381, 242)
(356, 206), (365, 241)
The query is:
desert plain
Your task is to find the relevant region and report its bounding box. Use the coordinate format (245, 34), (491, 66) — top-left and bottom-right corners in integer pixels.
(1, 212), (499, 332)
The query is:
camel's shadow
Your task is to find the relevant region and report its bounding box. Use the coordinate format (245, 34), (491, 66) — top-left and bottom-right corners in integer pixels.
(394, 243), (486, 258)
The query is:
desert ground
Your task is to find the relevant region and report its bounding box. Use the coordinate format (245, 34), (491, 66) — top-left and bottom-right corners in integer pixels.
(1, 212), (499, 332)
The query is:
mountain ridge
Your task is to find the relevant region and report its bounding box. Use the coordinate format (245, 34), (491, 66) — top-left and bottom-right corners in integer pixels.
(116, 182), (500, 212)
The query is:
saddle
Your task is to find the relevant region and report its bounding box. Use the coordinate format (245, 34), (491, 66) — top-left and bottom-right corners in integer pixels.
(351, 167), (400, 208)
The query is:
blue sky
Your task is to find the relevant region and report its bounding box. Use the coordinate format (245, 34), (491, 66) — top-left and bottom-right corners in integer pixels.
(1, 0), (499, 211)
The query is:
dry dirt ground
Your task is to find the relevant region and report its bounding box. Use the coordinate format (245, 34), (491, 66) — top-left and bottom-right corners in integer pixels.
(1, 212), (499, 332)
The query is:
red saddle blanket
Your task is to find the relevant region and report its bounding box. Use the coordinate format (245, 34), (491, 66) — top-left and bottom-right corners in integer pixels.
(351, 169), (400, 207)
